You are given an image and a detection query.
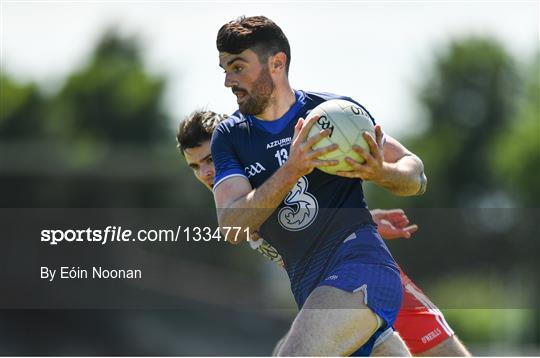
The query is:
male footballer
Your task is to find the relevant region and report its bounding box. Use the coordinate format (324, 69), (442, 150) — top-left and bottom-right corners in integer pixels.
(177, 14), (471, 356)
(177, 110), (469, 356)
(210, 15), (423, 355)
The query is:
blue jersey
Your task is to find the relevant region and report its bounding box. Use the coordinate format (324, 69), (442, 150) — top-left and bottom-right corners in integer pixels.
(212, 90), (397, 304)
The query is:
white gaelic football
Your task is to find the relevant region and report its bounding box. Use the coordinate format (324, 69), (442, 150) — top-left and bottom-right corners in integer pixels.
(306, 99), (376, 175)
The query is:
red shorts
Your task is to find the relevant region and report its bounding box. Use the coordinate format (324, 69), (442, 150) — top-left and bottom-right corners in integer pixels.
(394, 269), (454, 354)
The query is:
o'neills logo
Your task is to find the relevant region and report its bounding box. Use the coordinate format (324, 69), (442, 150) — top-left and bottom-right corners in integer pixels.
(267, 137), (292, 149)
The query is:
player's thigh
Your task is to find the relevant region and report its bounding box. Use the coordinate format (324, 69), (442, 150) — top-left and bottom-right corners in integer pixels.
(371, 331), (411, 357)
(277, 285), (381, 356)
(416, 335), (471, 357)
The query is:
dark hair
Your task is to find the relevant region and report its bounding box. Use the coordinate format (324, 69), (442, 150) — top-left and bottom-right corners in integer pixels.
(216, 15), (291, 74)
(176, 110), (228, 154)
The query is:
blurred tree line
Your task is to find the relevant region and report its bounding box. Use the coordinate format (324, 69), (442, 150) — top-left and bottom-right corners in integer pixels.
(1, 29), (261, 267)
(1, 30), (197, 208)
(364, 37), (539, 350)
(1, 29), (538, 354)
(0, 30), (276, 355)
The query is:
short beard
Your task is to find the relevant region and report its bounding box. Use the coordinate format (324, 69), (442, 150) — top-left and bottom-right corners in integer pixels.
(239, 66), (275, 115)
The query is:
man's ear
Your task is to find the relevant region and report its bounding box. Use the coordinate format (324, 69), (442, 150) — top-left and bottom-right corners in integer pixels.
(270, 52), (287, 73)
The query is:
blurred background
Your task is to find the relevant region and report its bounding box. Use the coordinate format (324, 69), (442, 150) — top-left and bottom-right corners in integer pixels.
(1, 1), (538, 356)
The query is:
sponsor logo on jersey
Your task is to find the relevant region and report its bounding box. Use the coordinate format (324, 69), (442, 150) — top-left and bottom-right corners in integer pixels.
(278, 176), (319, 231)
(245, 162), (266, 178)
(266, 137), (292, 149)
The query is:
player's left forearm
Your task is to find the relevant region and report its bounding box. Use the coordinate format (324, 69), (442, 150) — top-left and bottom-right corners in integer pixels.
(377, 154), (427, 196)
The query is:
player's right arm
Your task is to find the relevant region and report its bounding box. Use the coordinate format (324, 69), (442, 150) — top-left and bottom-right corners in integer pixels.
(213, 116), (338, 244)
(214, 170), (297, 244)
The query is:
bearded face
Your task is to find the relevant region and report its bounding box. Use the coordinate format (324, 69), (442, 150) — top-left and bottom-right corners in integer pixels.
(220, 49), (276, 116)
(234, 65), (275, 115)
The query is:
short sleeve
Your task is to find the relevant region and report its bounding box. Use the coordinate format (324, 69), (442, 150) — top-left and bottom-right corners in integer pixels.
(211, 122), (247, 190)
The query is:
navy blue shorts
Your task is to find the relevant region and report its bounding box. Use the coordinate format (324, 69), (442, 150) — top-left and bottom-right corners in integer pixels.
(297, 225), (403, 356)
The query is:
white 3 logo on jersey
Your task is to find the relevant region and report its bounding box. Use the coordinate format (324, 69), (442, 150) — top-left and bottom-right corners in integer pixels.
(278, 176), (318, 231)
(245, 162), (266, 178)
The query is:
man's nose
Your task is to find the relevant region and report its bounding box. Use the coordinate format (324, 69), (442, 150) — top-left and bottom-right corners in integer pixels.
(224, 72), (237, 88)
(201, 163), (214, 179)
